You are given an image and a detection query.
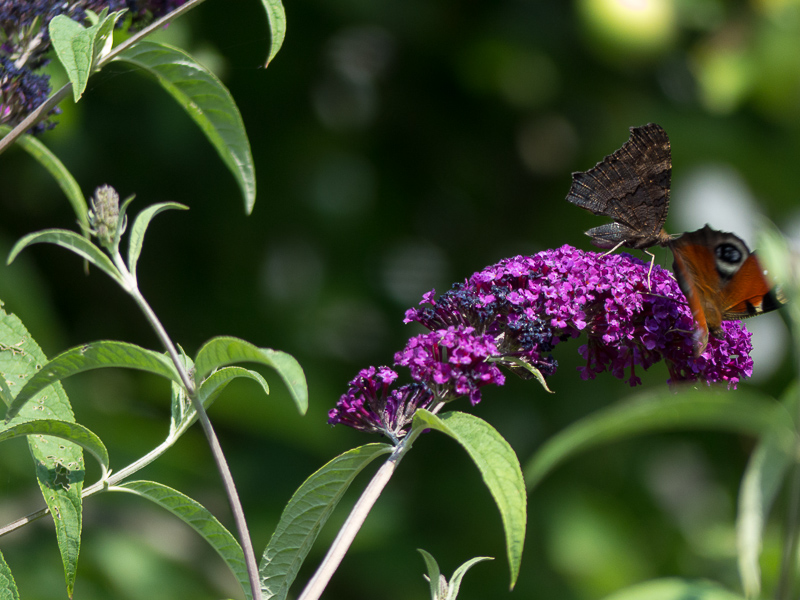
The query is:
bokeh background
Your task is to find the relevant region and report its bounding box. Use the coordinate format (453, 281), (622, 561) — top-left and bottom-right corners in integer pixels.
(1, 0), (799, 598)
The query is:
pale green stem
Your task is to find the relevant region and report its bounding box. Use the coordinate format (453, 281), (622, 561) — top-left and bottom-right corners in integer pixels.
(108, 250), (262, 600)
(297, 426), (423, 600)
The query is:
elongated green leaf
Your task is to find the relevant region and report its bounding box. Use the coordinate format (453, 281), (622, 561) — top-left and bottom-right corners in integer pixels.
(418, 549), (443, 600)
(0, 419), (108, 479)
(260, 443), (392, 600)
(525, 388), (792, 491)
(5, 340), (180, 421)
(413, 410), (525, 590)
(194, 336), (307, 414)
(446, 556), (493, 600)
(127, 202), (188, 279)
(49, 9), (125, 102)
(114, 41), (256, 213)
(173, 366), (270, 433)
(599, 578), (746, 600)
(736, 385), (798, 598)
(261, 0), (287, 66)
(0, 126), (88, 230)
(0, 549), (20, 600)
(6, 229), (123, 286)
(0, 306), (84, 597)
(113, 481), (251, 600)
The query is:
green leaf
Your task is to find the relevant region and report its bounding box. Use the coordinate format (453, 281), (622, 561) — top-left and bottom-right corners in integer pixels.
(418, 549), (443, 600)
(260, 0), (287, 66)
(0, 126), (88, 231)
(5, 340), (181, 421)
(736, 385), (798, 598)
(113, 41), (256, 214)
(413, 410), (526, 590)
(111, 194), (136, 255)
(599, 578), (746, 600)
(167, 351), (193, 436)
(7, 229), (124, 287)
(445, 556), (493, 600)
(49, 9), (125, 102)
(492, 356), (553, 393)
(524, 388), (792, 492)
(174, 366), (270, 433)
(194, 336), (307, 414)
(0, 306), (84, 597)
(260, 443), (392, 600)
(127, 202), (188, 280)
(112, 481), (251, 600)
(0, 419), (108, 480)
(0, 375), (11, 408)
(0, 549), (20, 600)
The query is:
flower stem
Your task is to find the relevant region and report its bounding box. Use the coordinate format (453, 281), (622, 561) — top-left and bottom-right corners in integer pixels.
(297, 428), (421, 600)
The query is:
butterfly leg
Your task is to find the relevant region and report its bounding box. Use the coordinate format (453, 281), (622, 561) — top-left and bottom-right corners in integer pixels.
(599, 240), (625, 257)
(644, 249), (656, 290)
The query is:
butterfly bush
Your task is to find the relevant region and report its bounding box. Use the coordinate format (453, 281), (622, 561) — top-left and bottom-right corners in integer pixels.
(0, 0), (187, 133)
(329, 245), (754, 439)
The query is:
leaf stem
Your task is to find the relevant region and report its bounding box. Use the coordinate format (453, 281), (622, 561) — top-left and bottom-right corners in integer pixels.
(297, 427), (422, 600)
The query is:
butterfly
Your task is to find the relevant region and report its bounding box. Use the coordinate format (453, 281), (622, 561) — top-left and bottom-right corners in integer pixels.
(669, 225), (785, 355)
(566, 123), (674, 251)
(565, 124), (785, 355)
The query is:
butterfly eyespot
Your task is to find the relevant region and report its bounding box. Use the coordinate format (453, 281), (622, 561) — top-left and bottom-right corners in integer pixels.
(715, 243), (742, 265)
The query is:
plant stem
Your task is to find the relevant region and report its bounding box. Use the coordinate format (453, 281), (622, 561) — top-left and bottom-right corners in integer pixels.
(297, 427), (421, 600)
(0, 433), (175, 537)
(112, 253), (262, 600)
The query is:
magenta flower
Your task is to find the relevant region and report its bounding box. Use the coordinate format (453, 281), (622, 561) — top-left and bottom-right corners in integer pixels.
(328, 366), (433, 442)
(394, 326), (506, 405)
(407, 245), (753, 388)
(331, 245), (755, 436)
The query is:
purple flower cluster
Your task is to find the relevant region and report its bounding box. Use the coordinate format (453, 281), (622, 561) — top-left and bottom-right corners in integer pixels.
(329, 245), (755, 438)
(394, 326), (505, 405)
(0, 0), (187, 133)
(327, 366), (434, 442)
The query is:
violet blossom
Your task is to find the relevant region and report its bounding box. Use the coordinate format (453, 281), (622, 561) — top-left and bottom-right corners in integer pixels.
(330, 245), (755, 437)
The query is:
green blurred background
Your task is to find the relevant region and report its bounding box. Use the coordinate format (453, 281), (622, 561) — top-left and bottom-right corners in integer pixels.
(1, 0), (799, 598)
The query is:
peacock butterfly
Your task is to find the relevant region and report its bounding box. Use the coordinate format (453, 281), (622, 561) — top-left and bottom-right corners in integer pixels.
(669, 225), (785, 355)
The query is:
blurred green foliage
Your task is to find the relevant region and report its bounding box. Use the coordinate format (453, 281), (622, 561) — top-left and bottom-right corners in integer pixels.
(1, 0), (799, 599)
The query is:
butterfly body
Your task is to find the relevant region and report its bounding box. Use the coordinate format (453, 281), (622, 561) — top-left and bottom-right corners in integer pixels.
(566, 123), (674, 249)
(669, 225), (785, 355)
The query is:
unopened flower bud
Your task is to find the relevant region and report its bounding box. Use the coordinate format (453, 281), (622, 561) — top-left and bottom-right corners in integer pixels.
(88, 184), (125, 248)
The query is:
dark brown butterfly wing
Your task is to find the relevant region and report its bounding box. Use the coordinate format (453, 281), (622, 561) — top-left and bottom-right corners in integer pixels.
(566, 123), (672, 249)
